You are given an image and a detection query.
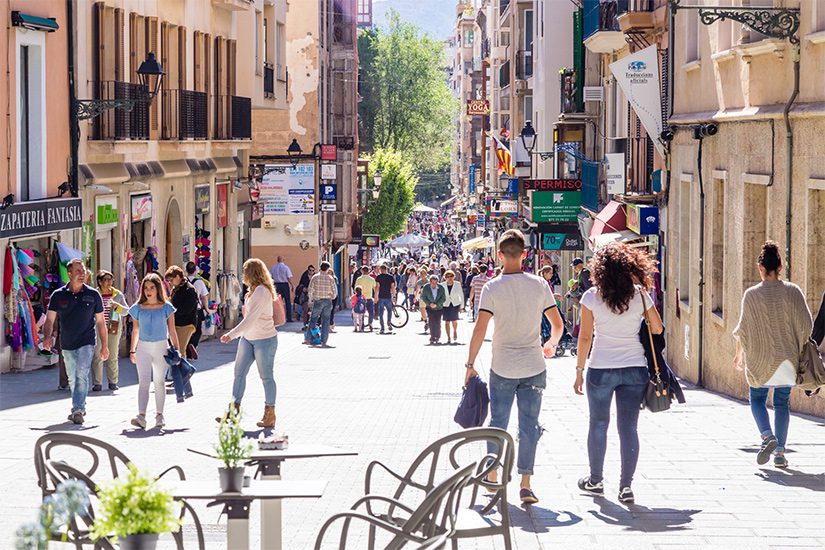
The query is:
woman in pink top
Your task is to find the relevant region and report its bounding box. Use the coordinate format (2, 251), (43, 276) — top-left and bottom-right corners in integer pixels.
(219, 259), (279, 428)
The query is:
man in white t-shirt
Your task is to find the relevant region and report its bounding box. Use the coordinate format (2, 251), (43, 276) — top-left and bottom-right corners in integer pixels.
(464, 230), (563, 505)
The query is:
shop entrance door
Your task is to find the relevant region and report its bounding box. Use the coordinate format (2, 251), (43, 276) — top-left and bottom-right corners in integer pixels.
(166, 200), (182, 270)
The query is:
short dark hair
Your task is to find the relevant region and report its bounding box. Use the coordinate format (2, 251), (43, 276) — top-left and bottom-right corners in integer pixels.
(758, 240), (782, 273)
(320, 261), (331, 271)
(165, 265), (185, 280)
(185, 261), (197, 275)
(498, 229), (526, 259)
(96, 270), (113, 283)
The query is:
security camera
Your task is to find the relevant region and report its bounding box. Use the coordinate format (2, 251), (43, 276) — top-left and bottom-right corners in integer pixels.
(693, 123), (718, 139)
(660, 128), (674, 142)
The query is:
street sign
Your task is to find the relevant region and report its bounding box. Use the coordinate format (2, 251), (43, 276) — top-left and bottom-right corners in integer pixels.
(626, 203), (659, 235)
(523, 179), (582, 191)
(320, 203), (336, 212)
(605, 153), (626, 195)
(541, 232), (584, 251)
(531, 191), (582, 223)
(321, 164), (337, 180)
(321, 183), (337, 201)
(321, 144), (337, 161)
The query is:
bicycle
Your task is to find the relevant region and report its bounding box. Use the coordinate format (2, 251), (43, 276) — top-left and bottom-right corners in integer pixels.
(390, 303), (409, 329)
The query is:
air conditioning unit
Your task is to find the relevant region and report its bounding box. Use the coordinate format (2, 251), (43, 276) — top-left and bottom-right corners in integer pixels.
(584, 86), (604, 102)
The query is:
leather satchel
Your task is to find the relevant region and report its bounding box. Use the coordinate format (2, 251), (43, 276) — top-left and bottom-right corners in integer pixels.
(272, 294), (287, 327)
(796, 338), (825, 394)
(640, 291), (671, 413)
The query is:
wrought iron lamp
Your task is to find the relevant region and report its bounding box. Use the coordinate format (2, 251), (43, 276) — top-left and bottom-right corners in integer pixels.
(372, 169), (382, 199)
(287, 139), (303, 168)
(520, 121), (537, 154)
(74, 52), (164, 121)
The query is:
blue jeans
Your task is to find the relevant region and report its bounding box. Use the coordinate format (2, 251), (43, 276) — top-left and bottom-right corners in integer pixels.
(488, 370), (546, 475)
(377, 298), (393, 331)
(169, 361), (194, 401)
(232, 335), (278, 406)
(586, 367), (648, 488)
(307, 299), (333, 345)
(749, 386), (791, 452)
(63, 345), (95, 413)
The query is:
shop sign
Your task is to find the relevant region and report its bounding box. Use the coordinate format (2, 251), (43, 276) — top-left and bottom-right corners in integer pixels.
(321, 164), (337, 180)
(195, 186), (210, 214)
(477, 215), (486, 227)
(0, 197), (83, 239)
(320, 203), (336, 212)
(523, 179), (582, 191)
(488, 198), (518, 215)
(321, 183), (337, 201)
(466, 99), (490, 116)
(321, 144), (337, 161)
(530, 191), (582, 223)
(468, 165), (476, 194)
(130, 194), (152, 222)
(259, 164), (315, 215)
(95, 196), (119, 231)
(506, 178), (519, 194)
(626, 203), (659, 235)
(361, 234), (380, 247)
(605, 153), (626, 195)
(541, 232), (584, 251)
(609, 45), (664, 156)
(217, 184), (228, 228)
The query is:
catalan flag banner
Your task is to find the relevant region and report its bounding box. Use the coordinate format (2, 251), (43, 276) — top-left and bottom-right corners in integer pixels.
(492, 135), (514, 177)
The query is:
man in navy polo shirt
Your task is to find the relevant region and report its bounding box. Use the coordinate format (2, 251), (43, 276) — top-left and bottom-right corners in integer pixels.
(43, 258), (108, 425)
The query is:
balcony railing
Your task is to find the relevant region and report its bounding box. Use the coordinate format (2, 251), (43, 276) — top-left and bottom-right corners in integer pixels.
(560, 68), (582, 114)
(584, 0), (627, 39)
(91, 81), (149, 140)
(264, 63), (275, 97)
(516, 50), (533, 80)
(499, 60), (510, 88)
(160, 89), (208, 140)
(214, 95), (251, 140)
(628, 0), (653, 11)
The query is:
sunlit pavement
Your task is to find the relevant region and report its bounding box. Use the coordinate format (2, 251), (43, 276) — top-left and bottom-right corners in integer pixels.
(2, 312), (824, 549)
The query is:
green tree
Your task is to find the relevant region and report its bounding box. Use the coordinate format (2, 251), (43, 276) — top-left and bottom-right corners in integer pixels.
(363, 149), (417, 239)
(358, 10), (455, 174)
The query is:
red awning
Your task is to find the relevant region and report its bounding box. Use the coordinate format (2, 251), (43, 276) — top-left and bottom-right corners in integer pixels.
(589, 201), (627, 240)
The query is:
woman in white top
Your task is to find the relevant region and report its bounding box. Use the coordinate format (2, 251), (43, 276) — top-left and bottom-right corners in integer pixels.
(440, 270), (465, 344)
(573, 242), (663, 504)
(219, 258), (280, 428)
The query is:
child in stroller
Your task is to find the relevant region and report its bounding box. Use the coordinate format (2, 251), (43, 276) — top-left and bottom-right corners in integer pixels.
(541, 296), (577, 357)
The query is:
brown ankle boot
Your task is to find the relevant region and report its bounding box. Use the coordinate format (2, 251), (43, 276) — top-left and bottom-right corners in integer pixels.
(256, 405), (276, 428)
(215, 402), (240, 423)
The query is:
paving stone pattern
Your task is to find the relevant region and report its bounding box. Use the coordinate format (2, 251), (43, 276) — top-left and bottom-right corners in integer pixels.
(1, 313), (823, 549)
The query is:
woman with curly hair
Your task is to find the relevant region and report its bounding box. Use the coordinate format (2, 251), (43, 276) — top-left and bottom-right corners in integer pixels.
(573, 242), (663, 504)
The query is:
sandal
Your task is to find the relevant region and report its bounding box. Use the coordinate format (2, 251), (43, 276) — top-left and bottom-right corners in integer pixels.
(519, 488), (539, 505)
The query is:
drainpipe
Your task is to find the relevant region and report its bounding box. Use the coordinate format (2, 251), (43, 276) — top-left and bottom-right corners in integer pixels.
(696, 134), (705, 388)
(67, 0), (79, 196)
(783, 46), (800, 279)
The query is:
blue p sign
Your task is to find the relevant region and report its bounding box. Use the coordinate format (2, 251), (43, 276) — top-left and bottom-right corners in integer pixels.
(321, 184), (337, 201)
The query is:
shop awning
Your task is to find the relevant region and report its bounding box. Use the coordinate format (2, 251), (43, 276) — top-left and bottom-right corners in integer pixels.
(412, 204), (437, 213)
(440, 196), (458, 208)
(12, 11), (58, 32)
(461, 236), (495, 251)
(79, 163), (130, 185)
(161, 159), (193, 178)
(589, 200), (626, 241)
(213, 156), (241, 174)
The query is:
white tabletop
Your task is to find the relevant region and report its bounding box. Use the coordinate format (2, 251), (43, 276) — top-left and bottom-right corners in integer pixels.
(165, 479), (326, 500)
(188, 443), (358, 461)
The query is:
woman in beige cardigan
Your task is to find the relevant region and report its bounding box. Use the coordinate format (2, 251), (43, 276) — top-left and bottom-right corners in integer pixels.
(733, 241), (812, 469)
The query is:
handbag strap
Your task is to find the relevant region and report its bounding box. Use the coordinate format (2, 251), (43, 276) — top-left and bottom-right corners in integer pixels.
(640, 289), (661, 379)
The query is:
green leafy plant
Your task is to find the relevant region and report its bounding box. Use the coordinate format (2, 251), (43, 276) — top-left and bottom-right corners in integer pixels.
(214, 406), (253, 468)
(16, 479), (91, 549)
(89, 464), (181, 541)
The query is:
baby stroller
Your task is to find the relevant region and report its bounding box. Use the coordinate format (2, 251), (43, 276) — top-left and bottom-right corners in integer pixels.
(541, 309), (577, 357)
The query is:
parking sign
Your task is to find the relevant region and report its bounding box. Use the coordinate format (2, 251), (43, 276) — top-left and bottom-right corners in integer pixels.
(321, 184), (337, 201)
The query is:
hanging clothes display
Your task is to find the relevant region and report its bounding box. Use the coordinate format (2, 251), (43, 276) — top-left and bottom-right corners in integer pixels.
(214, 271), (241, 329)
(124, 256), (141, 305)
(195, 228), (211, 280)
(3, 244), (41, 352)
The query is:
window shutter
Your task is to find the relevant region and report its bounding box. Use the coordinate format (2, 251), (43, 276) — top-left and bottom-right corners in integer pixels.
(194, 31), (202, 92)
(228, 39), (236, 96)
(160, 22), (170, 89)
(114, 8), (124, 81)
(178, 26), (187, 90)
(93, 2), (105, 87)
(147, 17), (160, 134)
(129, 12), (138, 80)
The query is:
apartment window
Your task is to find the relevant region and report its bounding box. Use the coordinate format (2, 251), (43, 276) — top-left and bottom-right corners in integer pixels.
(464, 30), (474, 48)
(807, 188), (825, 308)
(255, 11), (261, 72)
(17, 36), (46, 201)
(276, 23), (286, 80)
(523, 95), (533, 127)
(684, 1), (699, 62)
(679, 177), (692, 305)
(523, 9), (533, 52)
(264, 18), (269, 63)
(742, 182), (768, 293)
(815, 0), (825, 33)
(711, 178), (725, 316)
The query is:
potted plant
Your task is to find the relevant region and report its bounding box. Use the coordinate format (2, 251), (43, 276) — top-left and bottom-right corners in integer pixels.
(90, 464), (181, 550)
(16, 479), (91, 549)
(214, 405), (253, 493)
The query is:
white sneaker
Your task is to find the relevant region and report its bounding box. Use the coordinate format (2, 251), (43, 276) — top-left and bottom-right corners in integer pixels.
(131, 415), (147, 429)
(155, 413), (165, 429)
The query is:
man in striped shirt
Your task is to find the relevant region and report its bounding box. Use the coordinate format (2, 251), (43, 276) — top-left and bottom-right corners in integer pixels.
(305, 261), (338, 347)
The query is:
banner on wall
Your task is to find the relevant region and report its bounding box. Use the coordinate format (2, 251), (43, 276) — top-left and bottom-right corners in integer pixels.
(130, 194), (152, 222)
(259, 164), (316, 215)
(95, 196), (119, 232)
(609, 45), (664, 156)
(604, 153), (626, 195)
(217, 184), (228, 228)
(195, 186), (210, 215)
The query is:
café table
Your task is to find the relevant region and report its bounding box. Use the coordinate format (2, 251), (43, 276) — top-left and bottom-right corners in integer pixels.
(166, 479), (326, 550)
(188, 444), (357, 549)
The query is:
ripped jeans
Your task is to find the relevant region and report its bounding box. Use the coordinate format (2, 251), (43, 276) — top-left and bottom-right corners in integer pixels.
(488, 370), (546, 475)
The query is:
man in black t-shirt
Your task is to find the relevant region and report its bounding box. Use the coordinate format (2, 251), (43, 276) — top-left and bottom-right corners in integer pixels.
(43, 259), (107, 425)
(374, 264), (396, 334)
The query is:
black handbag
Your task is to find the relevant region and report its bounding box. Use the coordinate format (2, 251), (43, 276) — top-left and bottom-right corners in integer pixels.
(640, 292), (670, 413)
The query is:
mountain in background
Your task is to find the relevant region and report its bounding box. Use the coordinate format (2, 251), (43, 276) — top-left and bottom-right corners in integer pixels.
(373, 0), (456, 42)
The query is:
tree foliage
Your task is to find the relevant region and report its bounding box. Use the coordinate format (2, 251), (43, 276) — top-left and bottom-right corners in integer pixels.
(363, 149), (417, 239)
(358, 11), (455, 174)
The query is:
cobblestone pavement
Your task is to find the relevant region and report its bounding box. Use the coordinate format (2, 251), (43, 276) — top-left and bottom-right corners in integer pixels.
(2, 312), (824, 549)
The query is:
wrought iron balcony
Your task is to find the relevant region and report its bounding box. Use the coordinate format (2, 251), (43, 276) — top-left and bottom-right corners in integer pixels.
(264, 63), (275, 97)
(160, 89), (208, 140)
(560, 68), (583, 114)
(214, 95), (251, 140)
(516, 50), (533, 80)
(499, 60), (510, 89)
(90, 81), (149, 140)
(583, 0), (628, 53)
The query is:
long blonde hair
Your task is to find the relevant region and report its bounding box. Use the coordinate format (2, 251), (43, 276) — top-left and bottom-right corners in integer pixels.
(243, 258), (276, 299)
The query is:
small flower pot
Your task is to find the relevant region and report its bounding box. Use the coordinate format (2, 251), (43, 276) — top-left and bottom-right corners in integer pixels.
(118, 533), (160, 550)
(218, 466), (245, 493)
